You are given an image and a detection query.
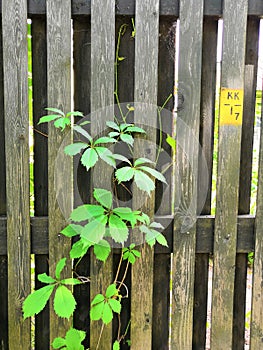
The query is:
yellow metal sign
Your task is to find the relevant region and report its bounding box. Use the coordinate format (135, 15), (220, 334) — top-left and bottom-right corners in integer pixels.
(219, 88), (244, 126)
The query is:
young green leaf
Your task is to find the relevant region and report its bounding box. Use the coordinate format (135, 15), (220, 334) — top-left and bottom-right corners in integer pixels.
(138, 166), (167, 184)
(90, 295), (105, 321)
(102, 302), (113, 324)
(65, 328), (86, 350)
(55, 258), (67, 280)
(113, 340), (120, 350)
(106, 121), (120, 131)
(70, 239), (91, 259)
(45, 107), (65, 116)
(166, 134), (176, 150)
(91, 293), (105, 306)
(93, 136), (117, 145)
(134, 170), (155, 195)
(81, 217), (107, 244)
(38, 114), (61, 124)
(134, 157), (155, 167)
(70, 204), (105, 222)
(112, 207), (138, 227)
(66, 111), (84, 117)
(106, 284), (118, 298)
(115, 167), (135, 183)
(64, 143), (88, 156)
(81, 148), (98, 170)
(108, 299), (121, 314)
(23, 284), (55, 319)
(125, 125), (145, 133)
(95, 147), (116, 168)
(120, 133), (134, 146)
(60, 278), (82, 286)
(38, 273), (56, 284)
(73, 125), (93, 142)
(93, 188), (112, 209)
(54, 285), (76, 319)
(54, 117), (71, 131)
(94, 240), (111, 262)
(52, 337), (66, 349)
(61, 224), (83, 237)
(109, 214), (129, 243)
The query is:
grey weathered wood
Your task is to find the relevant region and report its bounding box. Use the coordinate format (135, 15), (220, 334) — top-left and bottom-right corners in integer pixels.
(46, 0), (73, 341)
(2, 0), (31, 348)
(11, 0), (263, 16)
(211, 1), (248, 349)
(250, 76), (263, 350)
(0, 17), (8, 350)
(193, 16), (218, 350)
(89, 1), (115, 348)
(171, 0), (204, 348)
(130, 1), (159, 349)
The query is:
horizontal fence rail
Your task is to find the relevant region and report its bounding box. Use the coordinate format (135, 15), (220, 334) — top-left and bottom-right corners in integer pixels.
(0, 0), (262, 349)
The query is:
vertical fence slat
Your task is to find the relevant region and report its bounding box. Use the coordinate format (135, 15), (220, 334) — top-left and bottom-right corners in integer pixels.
(0, 15), (8, 350)
(250, 78), (263, 349)
(31, 17), (50, 350)
(171, 0), (204, 348)
(211, 1), (248, 349)
(152, 16), (175, 350)
(2, 0), (31, 348)
(46, 0), (72, 341)
(90, 1), (115, 348)
(131, 1), (159, 349)
(193, 17), (218, 350)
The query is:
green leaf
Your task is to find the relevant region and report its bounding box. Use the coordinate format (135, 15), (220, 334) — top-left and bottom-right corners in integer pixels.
(120, 133), (134, 146)
(102, 302), (113, 324)
(113, 207), (138, 227)
(81, 148), (98, 170)
(60, 278), (82, 286)
(70, 204), (105, 222)
(52, 337), (66, 349)
(54, 285), (76, 319)
(73, 125), (92, 142)
(61, 224), (83, 237)
(38, 273), (56, 284)
(55, 258), (67, 280)
(93, 188), (112, 209)
(23, 284), (55, 318)
(156, 233), (168, 247)
(113, 340), (120, 350)
(64, 143), (88, 156)
(106, 284), (118, 298)
(108, 131), (120, 138)
(91, 293), (105, 306)
(115, 167), (135, 183)
(149, 222), (164, 229)
(54, 117), (71, 130)
(108, 299), (121, 314)
(120, 123), (133, 131)
(134, 157), (155, 167)
(65, 328), (86, 350)
(125, 126), (145, 133)
(45, 107), (65, 116)
(81, 217), (107, 244)
(110, 154), (131, 164)
(166, 134), (176, 150)
(138, 166), (167, 184)
(70, 239), (91, 259)
(79, 120), (90, 126)
(38, 114), (61, 124)
(106, 121), (120, 131)
(66, 111), (84, 117)
(94, 136), (117, 145)
(118, 56), (126, 61)
(95, 147), (116, 168)
(134, 170), (155, 195)
(94, 240), (111, 262)
(109, 214), (129, 243)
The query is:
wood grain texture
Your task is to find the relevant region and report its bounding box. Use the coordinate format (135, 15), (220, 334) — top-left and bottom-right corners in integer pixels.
(131, 1), (159, 349)
(46, 0), (73, 340)
(6, 0), (261, 16)
(2, 0), (31, 348)
(211, 1), (248, 349)
(0, 17), (8, 350)
(31, 17), (50, 350)
(90, 1), (115, 348)
(171, 0), (204, 348)
(250, 74), (263, 350)
(193, 17), (218, 350)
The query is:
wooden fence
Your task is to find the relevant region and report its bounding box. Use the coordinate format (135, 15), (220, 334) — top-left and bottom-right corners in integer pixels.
(0, 0), (263, 349)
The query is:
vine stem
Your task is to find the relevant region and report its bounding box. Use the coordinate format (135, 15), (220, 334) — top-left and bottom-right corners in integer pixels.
(96, 324), (105, 350)
(114, 250), (123, 284)
(118, 260), (130, 292)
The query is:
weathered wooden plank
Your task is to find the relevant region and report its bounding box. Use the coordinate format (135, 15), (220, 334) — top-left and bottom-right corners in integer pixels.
(31, 17), (50, 350)
(193, 16), (218, 350)
(0, 16), (8, 350)
(211, 1), (248, 349)
(89, 1), (115, 349)
(8, 0), (262, 16)
(2, 0), (31, 348)
(171, 0), (204, 348)
(46, 0), (72, 341)
(151, 16), (175, 350)
(250, 75), (263, 350)
(130, 1), (159, 349)
(234, 50), (258, 349)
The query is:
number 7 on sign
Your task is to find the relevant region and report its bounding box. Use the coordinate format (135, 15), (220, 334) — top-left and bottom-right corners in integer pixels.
(219, 88), (244, 126)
